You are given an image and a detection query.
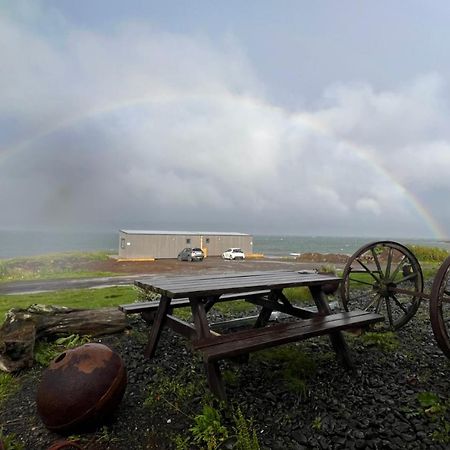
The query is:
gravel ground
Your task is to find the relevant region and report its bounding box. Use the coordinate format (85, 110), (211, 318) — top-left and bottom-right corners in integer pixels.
(1, 280), (449, 449)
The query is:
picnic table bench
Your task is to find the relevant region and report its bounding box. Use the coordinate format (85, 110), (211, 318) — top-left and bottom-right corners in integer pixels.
(123, 270), (383, 400)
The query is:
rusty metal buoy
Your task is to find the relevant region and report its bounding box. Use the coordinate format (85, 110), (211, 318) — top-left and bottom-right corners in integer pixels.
(36, 343), (127, 431)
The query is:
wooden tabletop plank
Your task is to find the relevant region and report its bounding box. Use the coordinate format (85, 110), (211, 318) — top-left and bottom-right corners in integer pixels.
(135, 271), (341, 299)
(135, 276), (327, 292)
(136, 271), (339, 288)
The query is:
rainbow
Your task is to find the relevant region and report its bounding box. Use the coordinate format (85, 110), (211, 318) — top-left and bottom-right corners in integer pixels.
(294, 113), (448, 240)
(1, 93), (447, 239)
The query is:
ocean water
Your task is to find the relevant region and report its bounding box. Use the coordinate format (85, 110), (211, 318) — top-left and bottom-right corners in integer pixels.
(0, 229), (449, 259)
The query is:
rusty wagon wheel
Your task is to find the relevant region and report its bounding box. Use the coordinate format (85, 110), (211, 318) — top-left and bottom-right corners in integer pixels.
(430, 256), (450, 358)
(340, 240), (424, 330)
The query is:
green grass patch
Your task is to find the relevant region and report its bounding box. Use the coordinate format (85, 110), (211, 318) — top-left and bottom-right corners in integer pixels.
(283, 287), (312, 305)
(407, 245), (450, 263)
(253, 345), (316, 396)
(0, 286), (137, 324)
(360, 331), (400, 352)
(213, 300), (255, 316)
(0, 373), (20, 408)
(0, 251), (114, 282)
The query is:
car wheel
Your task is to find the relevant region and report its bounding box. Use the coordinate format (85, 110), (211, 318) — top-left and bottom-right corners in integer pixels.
(188, 256), (193, 262)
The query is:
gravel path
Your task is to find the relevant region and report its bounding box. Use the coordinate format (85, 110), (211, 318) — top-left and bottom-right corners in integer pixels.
(1, 281), (449, 449)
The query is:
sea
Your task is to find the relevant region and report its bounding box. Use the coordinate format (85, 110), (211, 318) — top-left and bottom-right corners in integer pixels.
(1, 229), (450, 259)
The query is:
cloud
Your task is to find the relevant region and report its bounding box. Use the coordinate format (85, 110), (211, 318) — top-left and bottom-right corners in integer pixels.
(1, 4), (450, 238)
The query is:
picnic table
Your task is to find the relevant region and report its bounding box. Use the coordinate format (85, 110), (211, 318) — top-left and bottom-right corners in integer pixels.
(121, 270), (383, 400)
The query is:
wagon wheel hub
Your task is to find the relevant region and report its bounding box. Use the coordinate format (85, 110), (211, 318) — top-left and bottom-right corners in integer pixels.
(373, 280), (396, 297)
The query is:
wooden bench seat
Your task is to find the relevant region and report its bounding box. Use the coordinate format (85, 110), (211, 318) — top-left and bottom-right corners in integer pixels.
(194, 311), (383, 362)
(119, 289), (271, 314)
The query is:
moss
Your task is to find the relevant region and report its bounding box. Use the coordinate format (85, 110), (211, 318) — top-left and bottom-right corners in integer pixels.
(360, 331), (400, 352)
(253, 345), (316, 396)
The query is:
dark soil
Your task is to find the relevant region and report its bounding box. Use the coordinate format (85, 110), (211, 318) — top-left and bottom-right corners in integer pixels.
(1, 281), (450, 449)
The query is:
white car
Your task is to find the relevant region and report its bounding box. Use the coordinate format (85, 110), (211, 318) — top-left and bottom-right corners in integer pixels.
(222, 248), (245, 260)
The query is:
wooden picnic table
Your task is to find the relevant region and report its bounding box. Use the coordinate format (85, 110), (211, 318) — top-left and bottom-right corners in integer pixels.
(126, 270), (383, 400)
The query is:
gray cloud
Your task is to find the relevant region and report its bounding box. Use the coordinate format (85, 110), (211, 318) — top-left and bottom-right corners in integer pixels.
(1, 6), (450, 238)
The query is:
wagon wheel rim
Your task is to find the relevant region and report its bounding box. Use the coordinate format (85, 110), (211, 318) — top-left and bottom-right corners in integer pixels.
(340, 240), (423, 330)
(430, 255), (450, 358)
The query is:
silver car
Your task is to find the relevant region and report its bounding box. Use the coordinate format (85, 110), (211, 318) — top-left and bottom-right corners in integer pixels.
(177, 247), (205, 261)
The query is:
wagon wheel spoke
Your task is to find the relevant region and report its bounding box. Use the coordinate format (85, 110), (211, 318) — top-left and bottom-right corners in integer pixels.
(363, 293), (382, 312)
(391, 294), (409, 314)
(348, 277), (375, 287)
(370, 248), (384, 279)
(385, 297), (394, 330)
(389, 255), (407, 281)
(356, 258), (381, 283)
(396, 272), (420, 284)
(385, 248), (393, 279)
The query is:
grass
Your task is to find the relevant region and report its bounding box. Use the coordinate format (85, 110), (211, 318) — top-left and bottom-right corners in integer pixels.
(0, 251), (115, 282)
(0, 286), (137, 324)
(252, 345), (317, 396)
(0, 373), (20, 408)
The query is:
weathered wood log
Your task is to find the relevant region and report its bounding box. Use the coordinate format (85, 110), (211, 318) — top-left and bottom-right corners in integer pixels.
(0, 304), (128, 373)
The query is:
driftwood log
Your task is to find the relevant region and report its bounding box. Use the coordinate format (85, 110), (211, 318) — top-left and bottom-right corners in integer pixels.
(0, 304), (128, 372)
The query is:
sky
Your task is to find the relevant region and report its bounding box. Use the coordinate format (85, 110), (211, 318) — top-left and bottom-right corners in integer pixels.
(1, 0), (450, 238)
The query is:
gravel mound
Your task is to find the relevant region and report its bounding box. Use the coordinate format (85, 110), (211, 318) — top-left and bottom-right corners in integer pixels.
(1, 282), (449, 449)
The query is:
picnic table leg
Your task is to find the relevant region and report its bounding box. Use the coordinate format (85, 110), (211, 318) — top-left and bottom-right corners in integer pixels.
(254, 291), (278, 328)
(190, 297), (213, 340)
(309, 286), (354, 370)
(205, 361), (227, 401)
(144, 295), (171, 359)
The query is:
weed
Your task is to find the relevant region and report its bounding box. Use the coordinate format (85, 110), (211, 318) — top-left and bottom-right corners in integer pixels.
(0, 373), (20, 407)
(417, 391), (450, 444)
(190, 404), (228, 450)
(311, 415), (322, 431)
(0, 428), (24, 450)
(233, 407), (260, 450)
(144, 367), (202, 413)
(34, 334), (91, 366)
(222, 369), (239, 387)
(173, 434), (190, 450)
(360, 331), (399, 352)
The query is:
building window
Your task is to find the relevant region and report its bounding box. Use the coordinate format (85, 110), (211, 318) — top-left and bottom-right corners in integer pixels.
(205, 238), (210, 244)
(186, 238), (191, 244)
(120, 238), (126, 249)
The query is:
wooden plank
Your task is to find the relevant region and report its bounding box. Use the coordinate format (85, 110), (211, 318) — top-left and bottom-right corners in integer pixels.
(165, 314), (197, 340)
(136, 273), (340, 292)
(246, 296), (316, 319)
(119, 290), (270, 314)
(135, 273), (341, 299)
(197, 312), (383, 361)
(135, 271), (339, 290)
(194, 311), (381, 349)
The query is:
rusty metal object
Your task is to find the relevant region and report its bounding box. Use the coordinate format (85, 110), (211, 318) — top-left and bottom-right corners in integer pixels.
(36, 343), (127, 431)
